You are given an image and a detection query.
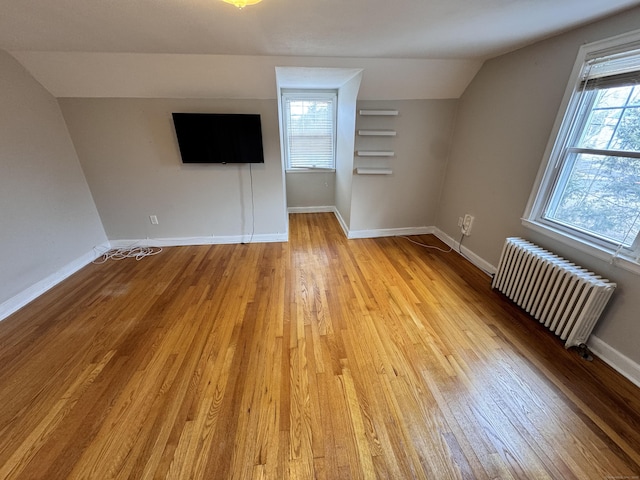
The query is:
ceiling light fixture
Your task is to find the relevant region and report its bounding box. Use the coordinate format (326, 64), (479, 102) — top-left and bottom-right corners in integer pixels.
(222, 0), (262, 9)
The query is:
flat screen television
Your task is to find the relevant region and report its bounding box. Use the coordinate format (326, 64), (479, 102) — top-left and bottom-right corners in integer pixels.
(172, 113), (265, 164)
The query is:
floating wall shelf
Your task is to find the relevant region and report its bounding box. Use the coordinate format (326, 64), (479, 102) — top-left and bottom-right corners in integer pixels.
(356, 150), (395, 157)
(359, 109), (399, 116)
(356, 167), (393, 175)
(358, 130), (396, 136)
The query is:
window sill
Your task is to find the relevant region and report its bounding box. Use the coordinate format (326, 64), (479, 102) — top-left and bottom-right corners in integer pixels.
(522, 218), (640, 275)
(286, 168), (336, 173)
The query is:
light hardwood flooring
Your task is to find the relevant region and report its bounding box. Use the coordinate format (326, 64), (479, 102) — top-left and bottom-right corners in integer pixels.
(0, 212), (639, 479)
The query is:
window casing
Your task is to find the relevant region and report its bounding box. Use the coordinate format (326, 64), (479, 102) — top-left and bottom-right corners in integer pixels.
(524, 31), (640, 272)
(282, 92), (337, 171)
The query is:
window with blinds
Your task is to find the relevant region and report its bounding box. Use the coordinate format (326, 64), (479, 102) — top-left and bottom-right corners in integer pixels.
(282, 92), (337, 171)
(525, 33), (640, 269)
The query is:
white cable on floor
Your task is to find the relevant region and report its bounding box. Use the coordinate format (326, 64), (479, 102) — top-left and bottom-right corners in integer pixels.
(400, 235), (453, 253)
(93, 245), (163, 264)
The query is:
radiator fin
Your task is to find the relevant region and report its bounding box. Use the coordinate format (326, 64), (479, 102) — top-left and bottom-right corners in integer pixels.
(492, 237), (616, 349)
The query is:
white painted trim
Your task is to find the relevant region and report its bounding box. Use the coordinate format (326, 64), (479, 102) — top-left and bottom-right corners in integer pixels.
(347, 226), (434, 239)
(333, 209), (350, 238)
(287, 206), (336, 214)
(522, 219), (640, 276)
(355, 167), (393, 175)
(110, 233), (288, 248)
(588, 335), (640, 388)
(329, 209), (434, 240)
(0, 241), (111, 322)
(522, 29), (640, 278)
(432, 228), (497, 276)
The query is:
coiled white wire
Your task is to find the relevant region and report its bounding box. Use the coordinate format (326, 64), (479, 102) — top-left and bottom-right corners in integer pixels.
(93, 245), (162, 264)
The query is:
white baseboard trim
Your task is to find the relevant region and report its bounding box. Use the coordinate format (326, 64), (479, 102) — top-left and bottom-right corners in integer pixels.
(0, 241), (111, 322)
(431, 229), (640, 388)
(323, 209), (432, 239)
(432, 228), (497, 277)
(347, 226), (435, 239)
(110, 233), (288, 248)
(430, 230), (640, 387)
(288, 206), (336, 214)
(6, 227), (638, 391)
(334, 209), (350, 237)
(588, 335), (640, 388)
(329, 209), (435, 240)
(1, 231), (287, 322)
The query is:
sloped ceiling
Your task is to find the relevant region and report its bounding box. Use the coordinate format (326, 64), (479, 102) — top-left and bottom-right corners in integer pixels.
(10, 52), (483, 100)
(2, 0), (639, 99)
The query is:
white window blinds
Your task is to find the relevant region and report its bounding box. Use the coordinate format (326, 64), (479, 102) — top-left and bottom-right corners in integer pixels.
(283, 93), (336, 170)
(581, 48), (640, 89)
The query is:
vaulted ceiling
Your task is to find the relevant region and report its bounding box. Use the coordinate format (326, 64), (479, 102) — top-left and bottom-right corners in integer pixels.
(2, 0), (639, 98)
(2, 0), (639, 58)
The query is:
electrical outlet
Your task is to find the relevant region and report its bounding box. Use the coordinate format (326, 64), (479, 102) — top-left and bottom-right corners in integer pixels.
(149, 215), (159, 225)
(461, 214), (474, 236)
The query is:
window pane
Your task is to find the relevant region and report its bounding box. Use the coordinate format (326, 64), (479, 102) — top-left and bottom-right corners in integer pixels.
(579, 108), (623, 149)
(593, 86), (632, 108)
(545, 153), (640, 245)
(284, 96), (335, 170)
(628, 86), (640, 105)
(578, 85), (640, 151)
(610, 104), (640, 151)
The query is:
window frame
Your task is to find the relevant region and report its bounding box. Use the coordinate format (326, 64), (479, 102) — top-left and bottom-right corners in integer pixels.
(523, 29), (640, 274)
(281, 90), (338, 173)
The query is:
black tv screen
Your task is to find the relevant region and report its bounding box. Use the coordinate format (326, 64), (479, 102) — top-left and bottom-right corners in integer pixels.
(172, 113), (265, 164)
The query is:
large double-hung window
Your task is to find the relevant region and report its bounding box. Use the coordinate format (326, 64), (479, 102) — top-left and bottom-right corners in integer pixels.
(525, 32), (640, 270)
(282, 91), (337, 171)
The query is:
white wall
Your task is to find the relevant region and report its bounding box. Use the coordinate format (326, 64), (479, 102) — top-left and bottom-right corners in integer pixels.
(0, 50), (107, 311)
(437, 7), (640, 369)
(334, 74), (363, 229)
(286, 172), (335, 209)
(58, 98), (287, 243)
(349, 99), (457, 234)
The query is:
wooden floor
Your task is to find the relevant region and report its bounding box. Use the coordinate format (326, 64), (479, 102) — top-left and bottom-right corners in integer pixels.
(0, 213), (639, 479)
